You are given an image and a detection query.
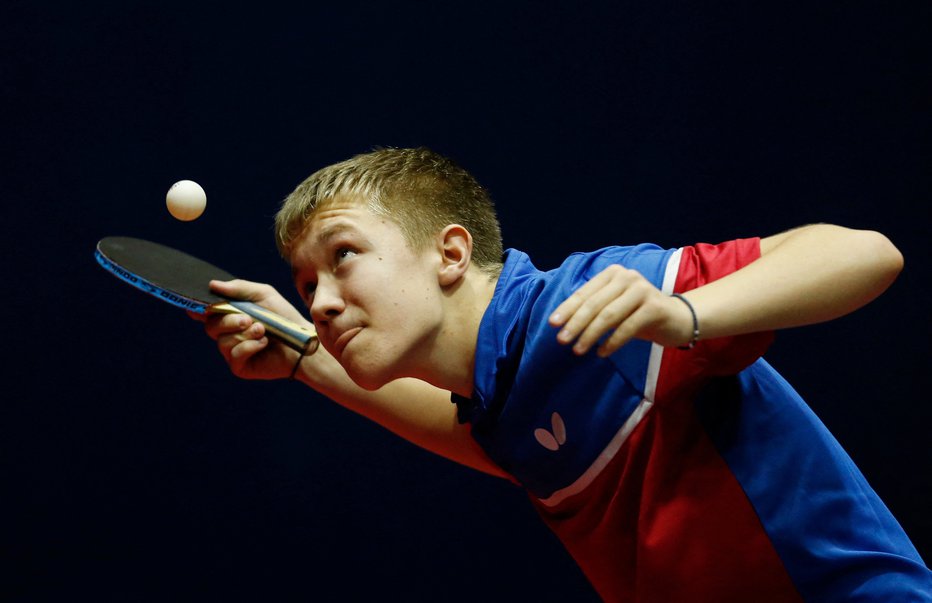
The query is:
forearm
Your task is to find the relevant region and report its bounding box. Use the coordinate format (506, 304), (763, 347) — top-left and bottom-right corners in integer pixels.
(683, 224), (903, 339)
(201, 279), (507, 479)
(294, 348), (509, 479)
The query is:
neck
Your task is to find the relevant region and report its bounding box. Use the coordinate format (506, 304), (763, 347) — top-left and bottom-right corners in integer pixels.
(419, 267), (499, 397)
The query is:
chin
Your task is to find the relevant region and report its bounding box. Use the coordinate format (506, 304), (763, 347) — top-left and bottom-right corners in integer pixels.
(342, 358), (396, 391)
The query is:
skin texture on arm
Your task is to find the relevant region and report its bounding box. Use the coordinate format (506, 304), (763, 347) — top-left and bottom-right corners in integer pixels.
(196, 279), (509, 479)
(549, 224), (903, 355)
(692, 224), (904, 337)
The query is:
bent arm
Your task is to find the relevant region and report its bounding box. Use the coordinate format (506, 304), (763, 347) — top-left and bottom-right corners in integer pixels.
(684, 224), (903, 339)
(549, 224), (903, 355)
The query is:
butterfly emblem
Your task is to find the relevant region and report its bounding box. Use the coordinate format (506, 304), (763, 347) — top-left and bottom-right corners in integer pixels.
(534, 412), (567, 451)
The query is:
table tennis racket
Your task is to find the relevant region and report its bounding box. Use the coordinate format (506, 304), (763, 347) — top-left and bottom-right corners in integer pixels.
(95, 236), (317, 353)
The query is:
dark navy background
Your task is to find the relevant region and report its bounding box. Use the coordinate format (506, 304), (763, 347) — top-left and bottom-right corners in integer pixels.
(3, 2), (929, 600)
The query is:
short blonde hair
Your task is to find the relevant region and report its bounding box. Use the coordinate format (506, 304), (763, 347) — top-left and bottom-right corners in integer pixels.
(275, 147), (504, 277)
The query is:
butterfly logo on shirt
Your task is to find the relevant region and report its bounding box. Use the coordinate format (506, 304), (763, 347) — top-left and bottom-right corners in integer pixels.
(534, 412), (567, 451)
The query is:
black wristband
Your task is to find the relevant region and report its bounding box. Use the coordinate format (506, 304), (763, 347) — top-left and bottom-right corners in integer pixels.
(289, 353), (304, 380)
(289, 337), (316, 380)
(671, 293), (699, 350)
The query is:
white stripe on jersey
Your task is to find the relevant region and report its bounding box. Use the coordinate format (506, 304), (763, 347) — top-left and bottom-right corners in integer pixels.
(538, 248), (683, 507)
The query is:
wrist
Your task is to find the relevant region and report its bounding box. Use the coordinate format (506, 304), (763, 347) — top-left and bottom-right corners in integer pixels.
(670, 293), (699, 350)
(289, 338), (319, 382)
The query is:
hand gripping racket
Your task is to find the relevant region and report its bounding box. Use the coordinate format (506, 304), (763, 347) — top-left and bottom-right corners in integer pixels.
(95, 236), (317, 353)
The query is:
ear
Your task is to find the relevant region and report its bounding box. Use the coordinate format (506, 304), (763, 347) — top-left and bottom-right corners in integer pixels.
(435, 224), (473, 287)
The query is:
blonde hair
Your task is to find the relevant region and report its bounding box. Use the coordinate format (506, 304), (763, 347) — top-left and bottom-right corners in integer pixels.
(275, 147), (504, 277)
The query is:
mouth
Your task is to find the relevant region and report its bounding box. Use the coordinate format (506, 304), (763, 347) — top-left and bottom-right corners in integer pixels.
(332, 326), (363, 357)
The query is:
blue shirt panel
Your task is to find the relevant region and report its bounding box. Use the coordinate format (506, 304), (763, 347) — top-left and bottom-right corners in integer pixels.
(697, 361), (932, 601)
(462, 246), (675, 498)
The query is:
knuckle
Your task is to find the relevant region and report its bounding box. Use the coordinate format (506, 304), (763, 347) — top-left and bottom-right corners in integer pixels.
(606, 264), (630, 280)
(606, 321), (627, 340)
(601, 302), (625, 323)
(605, 264), (625, 276)
(629, 275), (650, 291)
(573, 301), (598, 323)
(568, 290), (587, 305)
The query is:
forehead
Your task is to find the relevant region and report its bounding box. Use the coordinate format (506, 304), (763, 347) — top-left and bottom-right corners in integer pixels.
(288, 196), (402, 265)
(300, 195), (371, 240)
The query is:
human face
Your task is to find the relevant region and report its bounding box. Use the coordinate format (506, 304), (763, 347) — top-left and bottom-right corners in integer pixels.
(289, 199), (445, 390)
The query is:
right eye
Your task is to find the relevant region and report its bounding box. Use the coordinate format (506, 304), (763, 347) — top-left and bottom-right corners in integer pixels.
(335, 247), (357, 264)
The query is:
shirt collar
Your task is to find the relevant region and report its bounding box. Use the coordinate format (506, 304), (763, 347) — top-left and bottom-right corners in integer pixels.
(452, 248), (540, 424)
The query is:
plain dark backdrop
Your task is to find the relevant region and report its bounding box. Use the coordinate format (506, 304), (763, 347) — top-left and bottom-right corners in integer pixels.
(3, 2), (929, 600)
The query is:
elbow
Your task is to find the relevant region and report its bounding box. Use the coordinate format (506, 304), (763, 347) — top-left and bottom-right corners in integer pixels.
(859, 229), (903, 288)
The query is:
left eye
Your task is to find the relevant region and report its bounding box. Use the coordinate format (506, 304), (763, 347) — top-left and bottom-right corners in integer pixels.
(336, 247), (356, 262)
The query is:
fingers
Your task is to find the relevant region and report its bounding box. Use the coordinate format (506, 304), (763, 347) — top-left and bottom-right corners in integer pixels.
(214, 317), (272, 375)
(210, 279), (308, 325)
(550, 265), (662, 356)
(549, 267), (619, 328)
(192, 288), (300, 380)
(596, 305), (652, 357)
(551, 266), (637, 353)
(203, 312), (255, 341)
(216, 318), (264, 356)
(203, 311), (263, 357)
(226, 332), (269, 362)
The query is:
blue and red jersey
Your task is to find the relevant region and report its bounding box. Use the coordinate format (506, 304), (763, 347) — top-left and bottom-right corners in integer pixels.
(455, 240), (930, 602)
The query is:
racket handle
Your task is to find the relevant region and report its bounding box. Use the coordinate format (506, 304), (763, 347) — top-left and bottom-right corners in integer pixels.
(215, 301), (318, 353)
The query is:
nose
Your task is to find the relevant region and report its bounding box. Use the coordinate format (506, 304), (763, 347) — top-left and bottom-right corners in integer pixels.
(309, 278), (345, 324)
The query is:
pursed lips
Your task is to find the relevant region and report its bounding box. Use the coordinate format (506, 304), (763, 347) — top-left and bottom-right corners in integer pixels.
(332, 326), (363, 356)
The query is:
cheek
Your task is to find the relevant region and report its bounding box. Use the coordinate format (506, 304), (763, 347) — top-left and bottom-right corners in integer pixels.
(375, 271), (437, 315)
(367, 291), (441, 354)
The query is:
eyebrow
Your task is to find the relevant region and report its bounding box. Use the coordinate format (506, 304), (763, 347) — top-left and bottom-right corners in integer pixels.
(291, 223), (359, 279)
(316, 223), (355, 245)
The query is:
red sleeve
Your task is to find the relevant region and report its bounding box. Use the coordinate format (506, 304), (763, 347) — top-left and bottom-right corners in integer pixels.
(667, 237), (774, 385)
(676, 238), (764, 291)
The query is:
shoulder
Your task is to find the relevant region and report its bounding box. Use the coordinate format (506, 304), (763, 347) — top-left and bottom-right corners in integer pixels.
(551, 244), (678, 294)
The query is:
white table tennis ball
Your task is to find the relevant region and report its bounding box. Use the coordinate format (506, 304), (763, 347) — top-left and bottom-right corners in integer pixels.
(166, 180), (207, 221)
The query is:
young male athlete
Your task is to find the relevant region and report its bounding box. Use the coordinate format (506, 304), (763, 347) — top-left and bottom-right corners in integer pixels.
(195, 147), (931, 601)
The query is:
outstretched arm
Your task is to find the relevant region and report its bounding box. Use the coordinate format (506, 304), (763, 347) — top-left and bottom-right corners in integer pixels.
(549, 224), (903, 356)
(193, 280), (508, 479)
